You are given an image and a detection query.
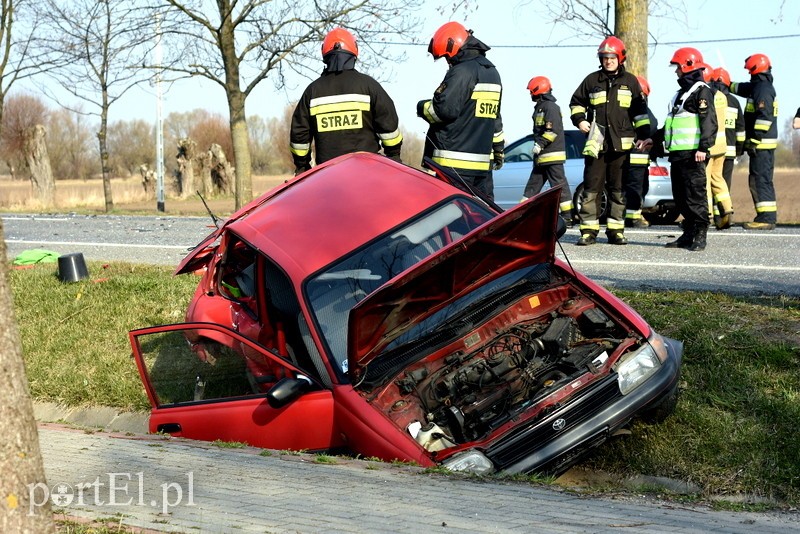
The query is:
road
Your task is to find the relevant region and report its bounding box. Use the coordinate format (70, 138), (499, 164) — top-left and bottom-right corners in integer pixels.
(3, 213), (799, 296)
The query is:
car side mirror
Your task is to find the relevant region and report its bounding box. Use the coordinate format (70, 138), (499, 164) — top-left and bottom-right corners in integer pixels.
(266, 375), (312, 409)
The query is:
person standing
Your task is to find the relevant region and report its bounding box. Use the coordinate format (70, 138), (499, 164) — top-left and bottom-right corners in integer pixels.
(521, 76), (573, 222)
(418, 22), (504, 201)
(624, 75), (658, 228)
(699, 63), (735, 230)
(649, 47), (717, 251)
(290, 28), (403, 175)
(570, 36), (651, 246)
(711, 67), (745, 195)
(731, 53), (779, 230)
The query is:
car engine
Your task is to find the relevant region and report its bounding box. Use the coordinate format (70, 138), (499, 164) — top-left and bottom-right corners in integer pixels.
(380, 298), (629, 451)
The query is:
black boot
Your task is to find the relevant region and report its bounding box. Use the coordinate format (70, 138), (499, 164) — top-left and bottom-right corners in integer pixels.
(688, 225), (708, 251)
(665, 222), (694, 248)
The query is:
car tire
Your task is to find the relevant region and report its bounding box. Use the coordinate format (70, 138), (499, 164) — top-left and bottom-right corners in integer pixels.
(573, 184), (609, 224)
(643, 207), (680, 226)
(639, 383), (679, 423)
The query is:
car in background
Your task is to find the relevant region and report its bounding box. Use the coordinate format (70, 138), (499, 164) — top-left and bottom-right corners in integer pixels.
(129, 152), (682, 477)
(494, 131), (678, 225)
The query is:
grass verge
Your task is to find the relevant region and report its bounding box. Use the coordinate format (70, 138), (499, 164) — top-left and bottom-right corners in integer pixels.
(9, 263), (800, 505)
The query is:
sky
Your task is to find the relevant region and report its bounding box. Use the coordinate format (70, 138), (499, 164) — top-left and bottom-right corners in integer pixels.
(39, 0), (800, 148)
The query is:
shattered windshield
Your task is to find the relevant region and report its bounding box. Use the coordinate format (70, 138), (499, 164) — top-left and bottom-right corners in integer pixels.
(305, 198), (494, 377)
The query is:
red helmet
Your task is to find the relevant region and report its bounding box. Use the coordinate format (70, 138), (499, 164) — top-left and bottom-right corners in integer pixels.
(428, 22), (470, 60)
(527, 76), (552, 96)
(636, 75), (650, 97)
(712, 67), (731, 87)
(744, 53), (770, 75)
(670, 47), (704, 73)
(697, 62), (713, 83)
(597, 36), (626, 63)
(321, 28), (358, 57)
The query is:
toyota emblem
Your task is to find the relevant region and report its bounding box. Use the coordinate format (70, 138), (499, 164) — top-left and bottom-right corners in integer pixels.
(552, 418), (566, 431)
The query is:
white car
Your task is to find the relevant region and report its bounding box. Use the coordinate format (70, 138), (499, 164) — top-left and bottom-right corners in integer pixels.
(494, 131), (677, 225)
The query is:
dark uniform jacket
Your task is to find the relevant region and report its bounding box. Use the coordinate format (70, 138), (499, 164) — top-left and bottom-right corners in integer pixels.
(713, 83), (745, 158)
(417, 37), (504, 177)
(660, 70), (717, 159)
(569, 66), (650, 152)
(290, 54), (402, 171)
(731, 72), (778, 151)
(531, 93), (565, 166)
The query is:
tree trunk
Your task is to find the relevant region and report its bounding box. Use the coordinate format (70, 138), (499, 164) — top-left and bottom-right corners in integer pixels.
(197, 150), (213, 197)
(176, 137), (197, 199)
(22, 125), (55, 208)
(209, 143), (233, 195)
(98, 93), (113, 212)
(615, 0), (649, 79)
(0, 221), (56, 533)
(139, 164), (155, 199)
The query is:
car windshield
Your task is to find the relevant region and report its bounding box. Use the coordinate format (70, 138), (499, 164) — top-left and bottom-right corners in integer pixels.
(305, 197), (495, 376)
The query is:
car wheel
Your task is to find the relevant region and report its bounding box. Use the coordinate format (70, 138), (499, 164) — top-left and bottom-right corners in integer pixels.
(639, 383), (679, 423)
(643, 207), (680, 226)
(573, 184), (609, 224)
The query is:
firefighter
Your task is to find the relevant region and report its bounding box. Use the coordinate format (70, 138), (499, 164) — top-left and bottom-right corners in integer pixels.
(731, 53), (779, 230)
(418, 22), (504, 201)
(570, 36), (650, 246)
(646, 47), (717, 251)
(520, 76), (573, 223)
(699, 63), (734, 230)
(711, 67), (745, 196)
(624, 75), (659, 228)
(290, 28), (403, 174)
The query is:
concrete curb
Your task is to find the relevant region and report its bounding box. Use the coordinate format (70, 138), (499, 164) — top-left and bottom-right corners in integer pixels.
(33, 401), (149, 434)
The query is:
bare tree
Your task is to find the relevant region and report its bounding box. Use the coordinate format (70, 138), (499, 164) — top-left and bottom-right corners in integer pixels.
(22, 124), (54, 205)
(46, 107), (97, 180)
(0, 92), (47, 180)
(34, 0), (157, 211)
(108, 118), (156, 177)
(154, 0), (425, 210)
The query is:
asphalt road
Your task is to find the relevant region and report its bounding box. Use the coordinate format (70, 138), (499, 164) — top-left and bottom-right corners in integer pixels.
(3, 213), (798, 296)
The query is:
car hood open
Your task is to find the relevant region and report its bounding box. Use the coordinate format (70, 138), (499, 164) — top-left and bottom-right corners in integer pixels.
(347, 187), (562, 379)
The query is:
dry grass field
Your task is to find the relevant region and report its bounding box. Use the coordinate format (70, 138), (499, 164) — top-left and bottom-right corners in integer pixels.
(1, 168), (798, 223)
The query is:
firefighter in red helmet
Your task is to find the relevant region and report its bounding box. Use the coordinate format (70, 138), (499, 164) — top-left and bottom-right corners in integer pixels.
(418, 22), (504, 201)
(570, 36), (651, 246)
(730, 53), (779, 229)
(521, 76), (574, 224)
(624, 75), (658, 228)
(711, 67), (745, 197)
(290, 28), (403, 174)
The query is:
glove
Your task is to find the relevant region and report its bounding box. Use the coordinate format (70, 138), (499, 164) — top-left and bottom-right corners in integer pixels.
(532, 143), (542, 155)
(744, 139), (757, 157)
(492, 150), (504, 170)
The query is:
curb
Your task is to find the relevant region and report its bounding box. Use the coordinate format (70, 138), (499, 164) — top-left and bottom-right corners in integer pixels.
(33, 401), (149, 434)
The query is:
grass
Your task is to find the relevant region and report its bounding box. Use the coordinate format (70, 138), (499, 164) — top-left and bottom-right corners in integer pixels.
(8, 263), (800, 506)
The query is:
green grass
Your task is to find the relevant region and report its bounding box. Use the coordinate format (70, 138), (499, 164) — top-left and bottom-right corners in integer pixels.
(9, 263), (800, 506)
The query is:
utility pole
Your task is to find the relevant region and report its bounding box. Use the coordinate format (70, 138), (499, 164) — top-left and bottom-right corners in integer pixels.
(155, 13), (165, 212)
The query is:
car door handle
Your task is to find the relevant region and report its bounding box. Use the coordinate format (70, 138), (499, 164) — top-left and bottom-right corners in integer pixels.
(157, 423), (182, 434)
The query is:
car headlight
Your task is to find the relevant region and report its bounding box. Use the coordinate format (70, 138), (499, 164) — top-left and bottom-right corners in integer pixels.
(441, 450), (494, 475)
(617, 340), (663, 395)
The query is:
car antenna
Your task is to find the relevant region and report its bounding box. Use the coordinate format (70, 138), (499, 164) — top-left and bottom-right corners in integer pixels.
(197, 191), (221, 228)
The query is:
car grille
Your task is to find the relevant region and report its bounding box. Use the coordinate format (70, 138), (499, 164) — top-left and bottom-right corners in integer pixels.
(484, 373), (621, 472)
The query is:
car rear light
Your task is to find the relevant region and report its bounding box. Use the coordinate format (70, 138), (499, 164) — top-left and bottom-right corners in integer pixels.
(649, 166), (669, 176)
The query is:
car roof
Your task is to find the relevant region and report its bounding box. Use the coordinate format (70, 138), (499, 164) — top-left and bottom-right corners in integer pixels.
(224, 153), (467, 277)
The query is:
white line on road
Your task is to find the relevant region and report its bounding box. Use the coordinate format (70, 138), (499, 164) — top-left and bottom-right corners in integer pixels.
(563, 259), (800, 271)
(6, 239), (191, 250)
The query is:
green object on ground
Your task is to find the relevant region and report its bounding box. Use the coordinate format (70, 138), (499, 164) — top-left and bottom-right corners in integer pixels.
(13, 249), (61, 265)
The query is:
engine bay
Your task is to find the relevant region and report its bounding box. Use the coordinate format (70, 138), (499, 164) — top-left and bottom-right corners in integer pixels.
(372, 291), (638, 452)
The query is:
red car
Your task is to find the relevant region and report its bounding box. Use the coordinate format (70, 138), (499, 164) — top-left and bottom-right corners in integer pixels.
(130, 153), (682, 476)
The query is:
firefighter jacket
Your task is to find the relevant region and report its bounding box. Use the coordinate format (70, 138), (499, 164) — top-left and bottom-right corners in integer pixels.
(569, 66), (650, 153)
(630, 106), (659, 166)
(708, 89), (728, 157)
(417, 37), (503, 177)
(662, 70), (717, 157)
(731, 72), (778, 150)
(531, 93), (565, 166)
(290, 55), (403, 170)
(713, 83), (745, 158)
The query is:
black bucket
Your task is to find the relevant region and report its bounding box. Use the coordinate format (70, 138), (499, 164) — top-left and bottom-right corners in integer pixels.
(57, 253), (89, 283)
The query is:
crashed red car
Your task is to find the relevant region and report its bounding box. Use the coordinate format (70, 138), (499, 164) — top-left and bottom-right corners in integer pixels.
(130, 152), (682, 475)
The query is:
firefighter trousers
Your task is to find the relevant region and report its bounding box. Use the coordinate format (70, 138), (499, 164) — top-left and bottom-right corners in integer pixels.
(524, 163), (573, 214)
(624, 164), (650, 220)
(722, 157), (735, 191)
(669, 152), (709, 229)
(706, 154), (733, 217)
(578, 151), (626, 237)
(748, 150), (777, 223)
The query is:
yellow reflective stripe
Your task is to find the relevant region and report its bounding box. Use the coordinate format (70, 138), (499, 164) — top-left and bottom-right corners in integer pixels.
(379, 130), (403, 147)
(537, 151), (566, 163)
(617, 89), (632, 108)
(542, 132), (557, 142)
(620, 137), (634, 150)
(754, 138), (778, 149)
(725, 146), (737, 157)
(629, 152), (650, 165)
(559, 200), (573, 212)
(493, 130), (504, 144)
(755, 201), (777, 212)
(633, 115), (650, 128)
(471, 91), (501, 101)
(290, 142), (311, 156)
(473, 83), (502, 93)
(422, 100), (441, 123)
(754, 119), (772, 131)
(570, 105), (586, 115)
(310, 96), (371, 115)
(745, 99), (755, 113)
(625, 209), (643, 219)
(714, 191), (731, 203)
(736, 131), (746, 141)
(432, 149), (491, 171)
(606, 218), (625, 230)
(589, 91), (607, 106)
